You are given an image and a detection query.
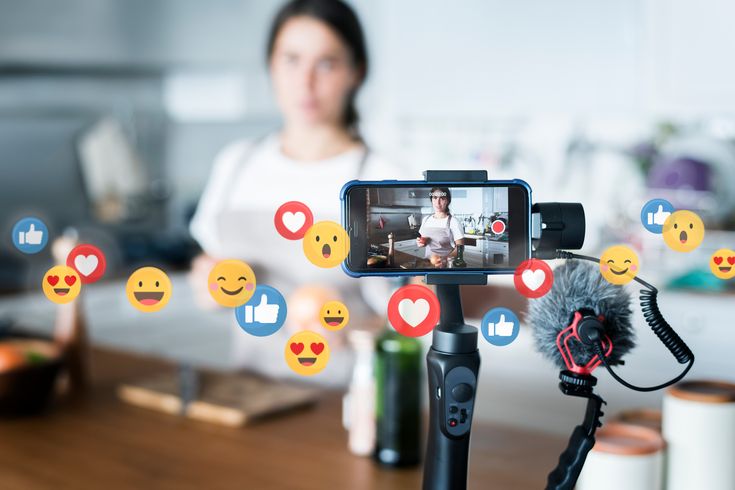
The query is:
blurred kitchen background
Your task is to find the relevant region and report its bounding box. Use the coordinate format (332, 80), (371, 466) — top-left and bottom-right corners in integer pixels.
(1, 0), (735, 436)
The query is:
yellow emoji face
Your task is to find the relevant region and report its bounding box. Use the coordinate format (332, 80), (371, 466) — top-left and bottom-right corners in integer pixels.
(302, 221), (350, 268)
(207, 260), (256, 307)
(319, 301), (349, 331)
(42, 265), (81, 304)
(126, 267), (172, 312)
(710, 248), (735, 280)
(285, 331), (330, 376)
(662, 210), (705, 252)
(599, 245), (640, 285)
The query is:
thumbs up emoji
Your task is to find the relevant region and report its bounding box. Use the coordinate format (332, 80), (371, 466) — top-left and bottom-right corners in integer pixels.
(488, 314), (515, 337)
(19, 223), (44, 245)
(648, 205), (672, 226)
(244, 294), (280, 324)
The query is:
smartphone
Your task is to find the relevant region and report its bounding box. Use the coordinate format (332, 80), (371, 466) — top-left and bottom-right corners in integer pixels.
(341, 179), (531, 276)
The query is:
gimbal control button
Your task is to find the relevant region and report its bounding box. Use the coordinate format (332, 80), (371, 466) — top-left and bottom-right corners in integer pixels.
(451, 383), (473, 403)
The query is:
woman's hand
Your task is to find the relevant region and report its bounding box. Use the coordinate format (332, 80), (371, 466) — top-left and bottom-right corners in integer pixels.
(430, 254), (445, 268)
(417, 236), (429, 247)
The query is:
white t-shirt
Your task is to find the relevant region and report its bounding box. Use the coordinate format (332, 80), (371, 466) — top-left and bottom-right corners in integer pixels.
(419, 215), (464, 247)
(191, 134), (396, 255)
(190, 133), (401, 282)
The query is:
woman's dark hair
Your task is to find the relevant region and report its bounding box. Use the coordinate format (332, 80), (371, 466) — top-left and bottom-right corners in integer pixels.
(266, 0), (368, 138)
(430, 187), (452, 215)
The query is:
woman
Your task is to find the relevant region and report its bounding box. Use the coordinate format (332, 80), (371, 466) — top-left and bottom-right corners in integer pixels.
(189, 0), (398, 384)
(191, 0), (397, 283)
(417, 187), (465, 268)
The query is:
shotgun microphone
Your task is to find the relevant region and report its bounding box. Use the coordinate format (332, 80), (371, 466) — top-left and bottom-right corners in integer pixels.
(529, 259), (636, 372)
(527, 258), (695, 490)
(527, 260), (635, 490)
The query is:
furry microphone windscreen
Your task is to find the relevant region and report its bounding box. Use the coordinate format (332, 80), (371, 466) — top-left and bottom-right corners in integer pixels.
(528, 260), (636, 368)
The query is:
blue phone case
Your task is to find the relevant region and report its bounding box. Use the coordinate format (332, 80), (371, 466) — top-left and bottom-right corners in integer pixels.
(339, 179), (532, 278)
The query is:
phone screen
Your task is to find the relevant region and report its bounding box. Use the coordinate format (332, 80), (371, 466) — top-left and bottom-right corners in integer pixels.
(342, 181), (530, 275)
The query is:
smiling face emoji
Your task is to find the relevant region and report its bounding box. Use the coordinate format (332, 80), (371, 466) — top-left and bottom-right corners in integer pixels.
(285, 331), (330, 376)
(42, 266), (82, 304)
(126, 267), (172, 312)
(662, 210), (705, 252)
(710, 248), (735, 280)
(207, 260), (256, 307)
(302, 221), (350, 268)
(319, 300), (349, 331)
(599, 245), (640, 285)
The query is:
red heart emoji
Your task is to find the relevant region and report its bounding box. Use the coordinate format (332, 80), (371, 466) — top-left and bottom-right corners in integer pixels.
(728, 257), (735, 266)
(64, 275), (77, 286)
(714, 256), (723, 265)
(310, 342), (325, 355)
(290, 342), (304, 355)
(47, 275), (59, 286)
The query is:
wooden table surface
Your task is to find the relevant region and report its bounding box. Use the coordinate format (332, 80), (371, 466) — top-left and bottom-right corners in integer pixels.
(0, 348), (564, 490)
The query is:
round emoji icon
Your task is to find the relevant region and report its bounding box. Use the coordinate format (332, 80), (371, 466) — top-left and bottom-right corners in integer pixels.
(207, 260), (256, 307)
(513, 259), (554, 298)
(274, 201), (314, 240)
(662, 210), (705, 252)
(42, 265), (82, 304)
(66, 243), (106, 284)
(599, 245), (640, 285)
(285, 331), (330, 376)
(126, 267), (172, 312)
(710, 248), (735, 280)
(319, 301), (349, 331)
(302, 221), (350, 268)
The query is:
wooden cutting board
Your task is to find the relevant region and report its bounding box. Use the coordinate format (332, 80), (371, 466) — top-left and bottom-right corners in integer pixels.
(118, 370), (320, 427)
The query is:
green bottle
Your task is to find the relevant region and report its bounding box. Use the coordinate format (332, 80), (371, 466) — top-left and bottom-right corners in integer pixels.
(452, 244), (467, 268)
(374, 326), (422, 467)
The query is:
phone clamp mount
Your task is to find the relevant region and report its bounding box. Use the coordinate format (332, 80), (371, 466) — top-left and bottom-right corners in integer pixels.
(422, 170), (486, 490)
(420, 171), (588, 490)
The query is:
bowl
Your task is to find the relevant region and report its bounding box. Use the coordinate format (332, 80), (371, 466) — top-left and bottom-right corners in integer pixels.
(0, 338), (64, 416)
(367, 255), (388, 268)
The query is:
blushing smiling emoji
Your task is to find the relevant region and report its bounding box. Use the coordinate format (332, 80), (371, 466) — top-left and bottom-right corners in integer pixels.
(208, 260), (256, 307)
(285, 331), (330, 376)
(599, 245), (640, 285)
(302, 221), (350, 268)
(710, 248), (735, 280)
(126, 267), (172, 312)
(662, 210), (705, 252)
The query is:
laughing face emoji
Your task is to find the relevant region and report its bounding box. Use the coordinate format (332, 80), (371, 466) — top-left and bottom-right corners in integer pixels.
(207, 260), (256, 307)
(662, 210), (705, 252)
(126, 267), (172, 312)
(285, 331), (330, 376)
(302, 221), (350, 268)
(42, 265), (82, 304)
(710, 248), (735, 280)
(319, 300), (349, 331)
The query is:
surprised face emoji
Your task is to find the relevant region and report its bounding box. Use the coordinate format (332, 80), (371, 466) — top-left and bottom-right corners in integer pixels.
(662, 210), (705, 252)
(302, 221), (350, 268)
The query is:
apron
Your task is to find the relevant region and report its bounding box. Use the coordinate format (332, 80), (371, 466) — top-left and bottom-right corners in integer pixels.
(422, 214), (455, 266)
(216, 136), (370, 213)
(211, 136), (370, 262)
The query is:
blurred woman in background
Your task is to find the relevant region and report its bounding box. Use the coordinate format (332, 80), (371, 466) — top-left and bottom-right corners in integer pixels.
(189, 0), (399, 384)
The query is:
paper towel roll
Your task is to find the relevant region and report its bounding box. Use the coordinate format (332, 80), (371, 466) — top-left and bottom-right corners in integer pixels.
(663, 380), (735, 490)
